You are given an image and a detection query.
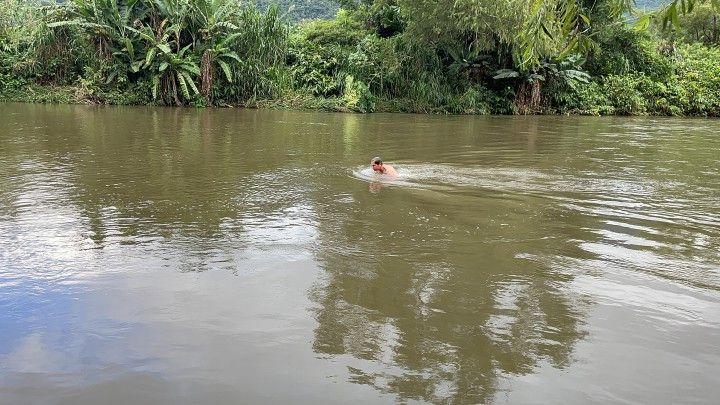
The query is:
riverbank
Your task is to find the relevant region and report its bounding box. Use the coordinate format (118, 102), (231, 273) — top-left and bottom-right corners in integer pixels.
(3, 42), (719, 117)
(2, 1), (719, 116)
(3, 68), (719, 117)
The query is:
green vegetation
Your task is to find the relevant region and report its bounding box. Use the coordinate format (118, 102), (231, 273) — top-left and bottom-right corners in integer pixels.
(1, 0), (288, 106)
(1, 0), (720, 116)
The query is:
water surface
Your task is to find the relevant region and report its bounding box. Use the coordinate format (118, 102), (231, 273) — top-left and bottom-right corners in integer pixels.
(1, 103), (719, 404)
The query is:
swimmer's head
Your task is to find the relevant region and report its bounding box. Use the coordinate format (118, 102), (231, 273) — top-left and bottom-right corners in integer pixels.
(371, 157), (383, 172)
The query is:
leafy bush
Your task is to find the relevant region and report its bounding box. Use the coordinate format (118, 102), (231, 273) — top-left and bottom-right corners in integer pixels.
(586, 27), (673, 79)
(674, 43), (720, 116)
(347, 35), (403, 95)
(563, 80), (614, 115)
(295, 9), (367, 47)
(287, 40), (347, 96)
(342, 75), (375, 112)
(447, 86), (492, 114)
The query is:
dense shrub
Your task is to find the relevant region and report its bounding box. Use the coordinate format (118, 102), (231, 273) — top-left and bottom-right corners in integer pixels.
(674, 43), (720, 116)
(287, 40), (348, 97)
(296, 9), (367, 47)
(586, 27), (673, 80)
(342, 74), (375, 112)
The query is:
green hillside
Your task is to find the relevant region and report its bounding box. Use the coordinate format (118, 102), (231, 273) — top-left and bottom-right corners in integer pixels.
(254, 0), (338, 22)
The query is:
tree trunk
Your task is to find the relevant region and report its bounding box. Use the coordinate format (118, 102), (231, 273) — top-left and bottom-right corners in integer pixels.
(200, 50), (215, 104)
(172, 76), (181, 106)
(201, 50), (213, 103)
(515, 81), (543, 115)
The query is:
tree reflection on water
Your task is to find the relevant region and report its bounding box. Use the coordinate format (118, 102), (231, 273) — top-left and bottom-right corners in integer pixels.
(311, 185), (588, 403)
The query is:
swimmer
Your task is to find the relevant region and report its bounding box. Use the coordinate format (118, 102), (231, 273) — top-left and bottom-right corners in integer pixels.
(371, 157), (397, 176)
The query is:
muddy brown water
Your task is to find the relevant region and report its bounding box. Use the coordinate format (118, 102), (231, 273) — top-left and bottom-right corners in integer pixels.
(1, 103), (719, 404)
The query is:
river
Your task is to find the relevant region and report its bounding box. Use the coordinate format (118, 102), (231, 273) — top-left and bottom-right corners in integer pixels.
(1, 103), (719, 404)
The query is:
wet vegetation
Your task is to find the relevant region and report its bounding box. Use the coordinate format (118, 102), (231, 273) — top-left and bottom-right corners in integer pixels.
(1, 0), (719, 115)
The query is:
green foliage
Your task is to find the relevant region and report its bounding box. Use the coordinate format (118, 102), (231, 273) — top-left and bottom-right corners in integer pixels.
(674, 43), (720, 115)
(657, 4), (720, 45)
(604, 74), (651, 114)
(447, 85), (497, 114)
(349, 0), (404, 38)
(287, 40), (346, 96)
(397, 0), (633, 70)
(347, 35), (402, 94)
(554, 43), (720, 116)
(0, 1), (88, 86)
(0, 0), (49, 53)
(295, 9), (367, 46)
(586, 27), (673, 79)
(0, 54), (31, 97)
(19, 0), (290, 106)
(560, 80), (614, 115)
(342, 74), (375, 112)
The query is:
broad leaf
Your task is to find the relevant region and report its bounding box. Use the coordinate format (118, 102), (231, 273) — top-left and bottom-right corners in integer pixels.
(145, 48), (157, 67)
(218, 59), (232, 82)
(493, 69), (520, 80)
(181, 63), (201, 76)
(181, 72), (200, 95)
(177, 73), (191, 100)
(220, 51), (242, 63)
(157, 44), (172, 54)
(179, 44), (193, 57)
(130, 60), (143, 73)
(123, 38), (135, 59)
(105, 70), (119, 85)
(219, 33), (242, 47)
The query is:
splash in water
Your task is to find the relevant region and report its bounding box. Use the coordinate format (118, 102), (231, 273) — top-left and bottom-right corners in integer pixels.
(352, 163), (547, 192)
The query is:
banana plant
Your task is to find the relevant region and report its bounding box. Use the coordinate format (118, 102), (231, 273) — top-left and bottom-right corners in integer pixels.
(190, 0), (242, 101)
(152, 42), (200, 105)
(447, 45), (494, 78)
(148, 0), (192, 50)
(192, 0), (239, 39)
(199, 32), (242, 101)
(131, 21), (200, 105)
(47, 0), (150, 86)
(48, 0), (144, 57)
(493, 53), (590, 113)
